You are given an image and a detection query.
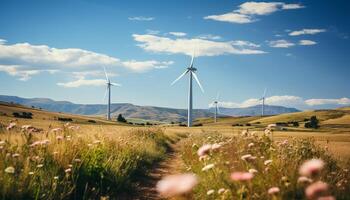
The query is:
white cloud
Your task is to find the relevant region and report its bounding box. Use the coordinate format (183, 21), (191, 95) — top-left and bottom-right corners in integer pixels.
(211, 95), (304, 108)
(121, 60), (174, 72)
(128, 16), (155, 21)
(204, 13), (254, 24)
(238, 2), (282, 15)
(289, 29), (326, 36)
(0, 40), (173, 81)
(168, 32), (187, 37)
(230, 40), (260, 48)
(0, 42), (119, 69)
(209, 95), (350, 109)
(299, 40), (317, 46)
(281, 3), (305, 10)
(0, 39), (7, 45)
(275, 34), (283, 37)
(268, 40), (295, 48)
(197, 34), (222, 40)
(0, 65), (40, 81)
(132, 34), (266, 56)
(305, 98), (350, 106)
(204, 1), (304, 24)
(146, 29), (160, 35)
(57, 78), (106, 88)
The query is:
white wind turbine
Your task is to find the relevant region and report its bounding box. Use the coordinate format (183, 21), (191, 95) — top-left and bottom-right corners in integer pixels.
(260, 88), (267, 116)
(212, 92), (221, 123)
(171, 53), (204, 127)
(103, 66), (120, 120)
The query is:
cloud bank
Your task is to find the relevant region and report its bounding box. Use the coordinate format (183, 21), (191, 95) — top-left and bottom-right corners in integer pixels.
(133, 34), (266, 56)
(204, 2), (304, 24)
(289, 29), (326, 36)
(0, 39), (173, 83)
(209, 95), (350, 110)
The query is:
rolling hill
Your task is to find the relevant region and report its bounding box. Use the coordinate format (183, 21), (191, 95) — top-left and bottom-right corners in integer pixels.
(199, 106), (350, 132)
(212, 105), (299, 116)
(0, 95), (300, 122)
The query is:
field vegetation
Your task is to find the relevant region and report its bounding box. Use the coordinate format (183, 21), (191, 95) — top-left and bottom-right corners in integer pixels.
(174, 130), (350, 199)
(0, 121), (180, 199)
(0, 103), (350, 199)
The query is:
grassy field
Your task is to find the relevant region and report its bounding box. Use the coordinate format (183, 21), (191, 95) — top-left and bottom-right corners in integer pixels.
(0, 103), (349, 199)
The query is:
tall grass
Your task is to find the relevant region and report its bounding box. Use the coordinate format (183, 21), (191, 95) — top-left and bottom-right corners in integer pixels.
(180, 131), (350, 199)
(0, 124), (172, 199)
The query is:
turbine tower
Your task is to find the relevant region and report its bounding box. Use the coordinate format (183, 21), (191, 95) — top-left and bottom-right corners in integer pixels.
(260, 88), (267, 116)
(171, 54), (204, 127)
(103, 66), (120, 120)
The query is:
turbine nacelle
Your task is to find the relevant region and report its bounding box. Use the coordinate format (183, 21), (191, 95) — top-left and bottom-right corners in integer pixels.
(187, 67), (197, 71)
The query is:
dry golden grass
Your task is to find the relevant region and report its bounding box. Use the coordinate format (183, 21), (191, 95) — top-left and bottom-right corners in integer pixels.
(1, 103), (350, 199)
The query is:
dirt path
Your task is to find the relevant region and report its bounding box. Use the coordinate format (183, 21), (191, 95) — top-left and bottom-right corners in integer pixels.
(132, 142), (184, 200)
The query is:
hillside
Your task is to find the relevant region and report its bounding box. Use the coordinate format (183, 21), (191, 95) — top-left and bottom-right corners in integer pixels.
(0, 101), (127, 128)
(199, 107), (350, 131)
(212, 104), (300, 116)
(0, 95), (212, 122)
(0, 95), (301, 122)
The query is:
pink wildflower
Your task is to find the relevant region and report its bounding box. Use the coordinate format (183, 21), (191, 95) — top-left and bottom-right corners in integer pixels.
(211, 143), (222, 151)
(202, 164), (215, 171)
(6, 122), (16, 131)
(318, 196), (335, 200)
(51, 128), (62, 133)
(297, 176), (313, 184)
(241, 154), (252, 161)
(299, 159), (325, 177)
(264, 160), (273, 165)
(230, 172), (254, 182)
(156, 173), (198, 197)
(305, 181), (329, 200)
(197, 144), (212, 156)
(268, 187), (280, 195)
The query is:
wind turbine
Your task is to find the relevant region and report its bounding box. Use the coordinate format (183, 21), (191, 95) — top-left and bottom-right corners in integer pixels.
(103, 66), (120, 120)
(212, 92), (220, 123)
(260, 88), (267, 116)
(171, 53), (204, 127)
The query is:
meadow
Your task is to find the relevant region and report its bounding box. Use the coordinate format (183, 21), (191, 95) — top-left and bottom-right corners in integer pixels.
(0, 103), (349, 199)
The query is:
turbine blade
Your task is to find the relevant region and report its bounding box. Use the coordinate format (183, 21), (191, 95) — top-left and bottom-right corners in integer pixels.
(171, 69), (189, 85)
(189, 53), (195, 68)
(217, 104), (221, 114)
(103, 66), (109, 81)
(263, 88), (267, 97)
(216, 92), (220, 101)
(192, 72), (204, 93)
(110, 82), (121, 86)
(103, 86), (108, 101)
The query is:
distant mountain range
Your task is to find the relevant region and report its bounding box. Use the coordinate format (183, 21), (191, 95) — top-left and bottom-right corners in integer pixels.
(212, 105), (300, 116)
(0, 95), (300, 122)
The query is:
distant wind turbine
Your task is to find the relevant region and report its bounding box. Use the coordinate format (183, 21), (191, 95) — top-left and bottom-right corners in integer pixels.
(171, 53), (204, 127)
(260, 88), (267, 116)
(103, 66), (120, 120)
(212, 92), (221, 123)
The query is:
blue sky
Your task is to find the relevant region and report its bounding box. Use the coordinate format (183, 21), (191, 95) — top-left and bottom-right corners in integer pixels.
(0, 0), (349, 109)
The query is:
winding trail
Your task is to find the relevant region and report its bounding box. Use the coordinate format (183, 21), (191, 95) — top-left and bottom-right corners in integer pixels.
(132, 141), (184, 200)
